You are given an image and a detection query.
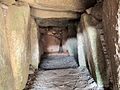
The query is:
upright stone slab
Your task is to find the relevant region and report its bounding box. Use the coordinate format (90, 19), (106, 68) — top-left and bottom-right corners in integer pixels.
(30, 18), (40, 69)
(6, 3), (30, 90)
(0, 5), (15, 90)
(0, 0), (15, 5)
(81, 13), (109, 88)
(77, 24), (86, 67)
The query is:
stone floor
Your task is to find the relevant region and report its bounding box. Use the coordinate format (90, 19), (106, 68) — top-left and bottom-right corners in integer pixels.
(39, 56), (78, 69)
(28, 67), (99, 90)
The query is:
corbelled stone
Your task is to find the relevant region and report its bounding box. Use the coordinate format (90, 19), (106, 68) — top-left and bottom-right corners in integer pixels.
(6, 3), (30, 90)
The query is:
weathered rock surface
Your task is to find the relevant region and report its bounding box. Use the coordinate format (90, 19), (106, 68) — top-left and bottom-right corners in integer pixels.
(28, 68), (98, 90)
(19, 0), (96, 12)
(6, 3), (30, 90)
(86, 2), (103, 21)
(63, 38), (78, 58)
(77, 24), (86, 67)
(30, 18), (40, 69)
(31, 8), (80, 19)
(103, 0), (120, 89)
(0, 4), (15, 90)
(40, 56), (78, 69)
(81, 13), (109, 87)
(36, 18), (78, 27)
(0, 0), (15, 5)
(40, 27), (61, 53)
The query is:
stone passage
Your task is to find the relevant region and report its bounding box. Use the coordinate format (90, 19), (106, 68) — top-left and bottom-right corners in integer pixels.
(28, 68), (98, 90)
(39, 56), (78, 69)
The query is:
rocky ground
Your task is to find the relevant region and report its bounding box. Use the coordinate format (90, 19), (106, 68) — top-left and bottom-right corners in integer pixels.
(24, 67), (101, 90)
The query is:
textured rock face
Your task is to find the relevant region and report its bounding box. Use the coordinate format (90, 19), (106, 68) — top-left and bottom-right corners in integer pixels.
(28, 68), (98, 90)
(86, 2), (102, 21)
(19, 0), (96, 12)
(0, 0), (15, 5)
(31, 8), (79, 19)
(6, 3), (30, 90)
(25, 0), (96, 19)
(103, 0), (120, 89)
(0, 5), (15, 90)
(64, 38), (78, 57)
(81, 13), (109, 88)
(30, 18), (40, 69)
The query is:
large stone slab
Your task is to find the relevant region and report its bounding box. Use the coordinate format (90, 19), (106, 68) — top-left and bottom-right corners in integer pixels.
(81, 13), (109, 88)
(30, 18), (40, 69)
(0, 4), (15, 90)
(0, 0), (15, 5)
(19, 0), (96, 12)
(31, 8), (79, 19)
(6, 3), (30, 90)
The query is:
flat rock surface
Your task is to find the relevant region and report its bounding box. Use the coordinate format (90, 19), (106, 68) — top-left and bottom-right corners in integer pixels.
(28, 67), (98, 90)
(39, 56), (79, 69)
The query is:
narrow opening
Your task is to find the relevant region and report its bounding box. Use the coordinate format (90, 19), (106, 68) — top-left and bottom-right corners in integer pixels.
(38, 25), (79, 69)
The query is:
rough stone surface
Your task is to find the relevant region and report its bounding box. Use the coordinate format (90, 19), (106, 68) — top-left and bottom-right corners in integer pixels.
(31, 8), (79, 19)
(0, 0), (15, 5)
(0, 4), (15, 90)
(103, 0), (120, 89)
(6, 3), (30, 90)
(63, 38), (78, 58)
(28, 68), (98, 90)
(36, 18), (78, 27)
(86, 2), (103, 21)
(39, 56), (78, 69)
(77, 24), (86, 67)
(19, 0), (96, 12)
(40, 27), (61, 53)
(30, 18), (40, 69)
(81, 13), (109, 87)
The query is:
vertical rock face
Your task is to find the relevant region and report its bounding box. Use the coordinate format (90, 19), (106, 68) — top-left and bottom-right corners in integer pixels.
(0, 0), (15, 5)
(81, 13), (109, 88)
(6, 3), (30, 90)
(77, 24), (86, 67)
(30, 18), (40, 69)
(0, 5), (15, 90)
(103, 0), (120, 89)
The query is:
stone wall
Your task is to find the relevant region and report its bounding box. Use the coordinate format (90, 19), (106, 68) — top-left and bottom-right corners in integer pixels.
(1, 0), (120, 90)
(103, 0), (120, 89)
